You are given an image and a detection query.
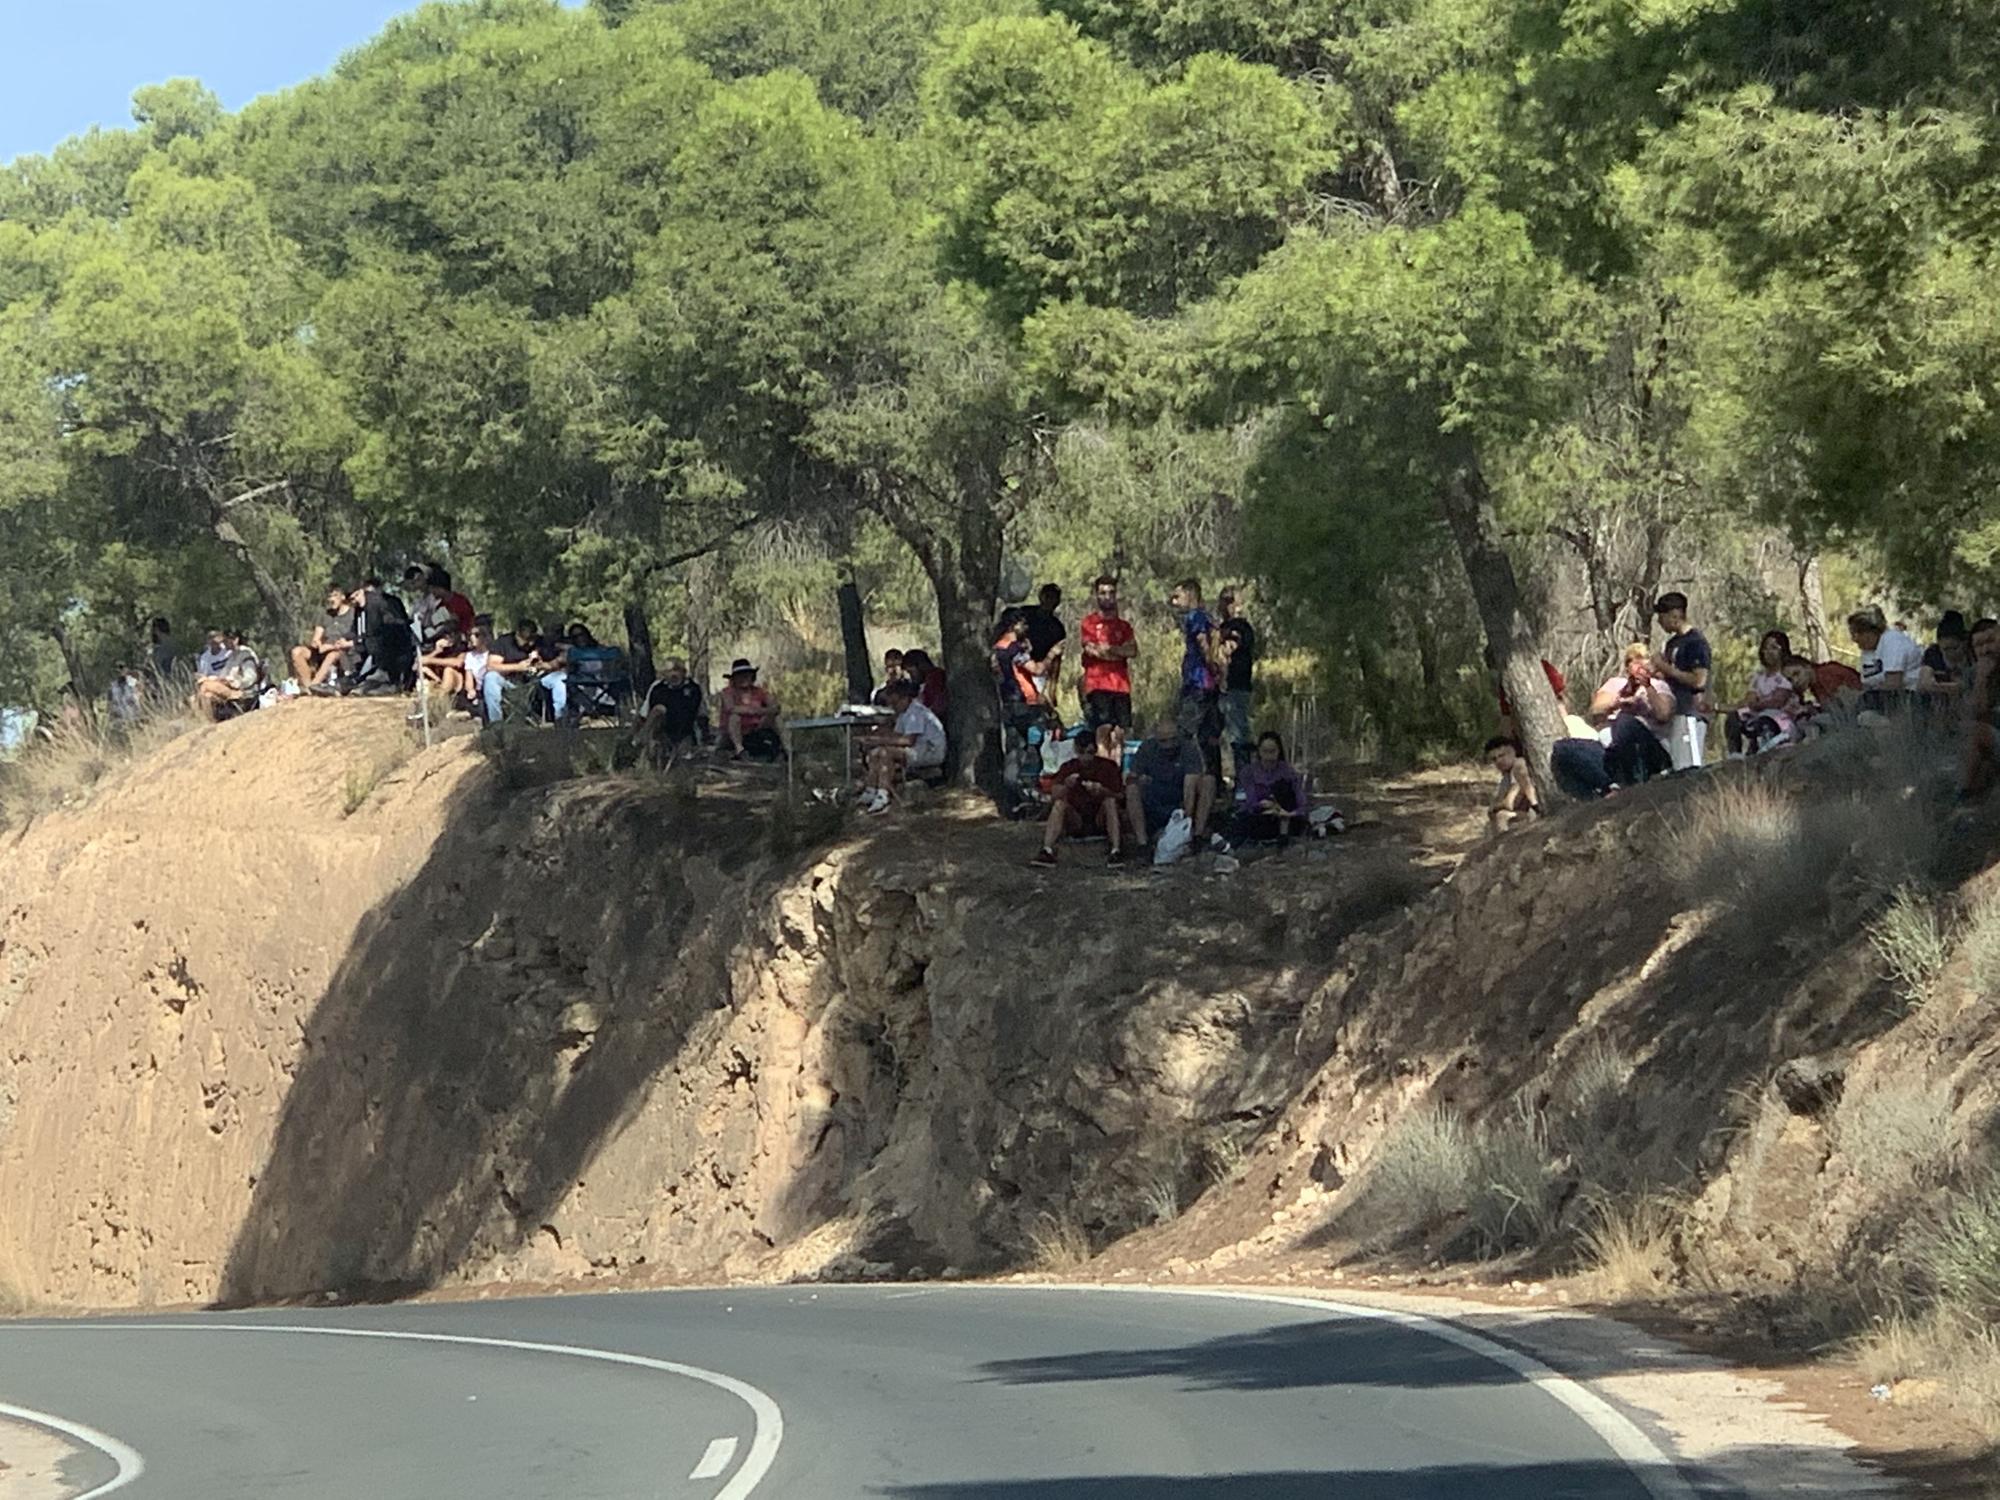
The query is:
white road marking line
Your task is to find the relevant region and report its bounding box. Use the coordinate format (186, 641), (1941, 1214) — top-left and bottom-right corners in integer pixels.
(0, 1399), (146, 1498)
(14, 1323), (778, 1499)
(982, 1283), (1699, 1500)
(690, 1435), (739, 1480)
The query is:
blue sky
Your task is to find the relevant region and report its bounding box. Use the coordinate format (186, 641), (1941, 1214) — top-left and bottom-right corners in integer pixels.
(3, 2), (464, 164)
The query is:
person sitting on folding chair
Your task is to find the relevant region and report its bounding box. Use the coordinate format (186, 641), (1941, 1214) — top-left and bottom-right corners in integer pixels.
(857, 678), (947, 814)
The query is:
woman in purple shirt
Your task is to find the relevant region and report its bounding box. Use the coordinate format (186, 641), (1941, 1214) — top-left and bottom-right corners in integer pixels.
(1229, 731), (1308, 842)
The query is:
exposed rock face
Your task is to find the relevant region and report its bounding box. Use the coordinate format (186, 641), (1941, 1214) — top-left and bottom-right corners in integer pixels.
(0, 706), (1424, 1308)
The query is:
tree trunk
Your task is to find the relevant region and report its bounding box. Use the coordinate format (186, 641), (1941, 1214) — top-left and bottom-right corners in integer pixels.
(684, 571), (712, 688)
(1797, 551), (1831, 662)
(927, 559), (1001, 787)
(837, 580), (873, 705)
(211, 513), (296, 646)
(1436, 431), (1565, 796)
(622, 600), (656, 693)
(1629, 517), (1671, 643)
(50, 620), (88, 697)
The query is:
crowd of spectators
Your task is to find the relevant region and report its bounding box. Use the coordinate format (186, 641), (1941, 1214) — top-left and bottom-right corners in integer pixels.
(1488, 593), (1999, 829)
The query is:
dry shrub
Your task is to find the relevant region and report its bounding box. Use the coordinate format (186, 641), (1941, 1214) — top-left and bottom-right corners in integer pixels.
(1833, 1078), (1959, 1190)
(1853, 1170), (2000, 1436)
(1963, 890), (2000, 997)
(1676, 779), (1846, 924)
(1576, 1194), (1682, 1301)
(0, 683), (197, 828)
(1364, 1103), (1558, 1258)
(1916, 1173), (2000, 1328)
(1677, 775), (1946, 934)
(1869, 888), (1955, 1010)
(1857, 1311), (2000, 1439)
(1024, 1210), (1094, 1273)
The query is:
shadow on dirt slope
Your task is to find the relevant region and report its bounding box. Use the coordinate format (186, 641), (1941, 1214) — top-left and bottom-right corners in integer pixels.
(216, 767), (778, 1304)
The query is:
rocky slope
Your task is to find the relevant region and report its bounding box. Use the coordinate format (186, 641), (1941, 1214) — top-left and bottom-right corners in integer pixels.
(0, 704), (1421, 1307)
(2, 704), (1995, 1321)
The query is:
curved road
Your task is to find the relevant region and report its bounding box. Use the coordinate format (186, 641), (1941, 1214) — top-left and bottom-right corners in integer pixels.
(4, 1285), (1698, 1499)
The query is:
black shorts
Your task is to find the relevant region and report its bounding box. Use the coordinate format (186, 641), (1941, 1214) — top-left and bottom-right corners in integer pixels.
(1084, 691), (1132, 730)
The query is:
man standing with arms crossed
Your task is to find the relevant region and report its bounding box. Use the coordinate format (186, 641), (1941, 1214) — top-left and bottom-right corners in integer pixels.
(1079, 575), (1138, 747)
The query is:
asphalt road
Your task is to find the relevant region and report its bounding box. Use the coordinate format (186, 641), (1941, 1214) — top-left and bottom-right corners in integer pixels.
(5, 1285), (1695, 1499)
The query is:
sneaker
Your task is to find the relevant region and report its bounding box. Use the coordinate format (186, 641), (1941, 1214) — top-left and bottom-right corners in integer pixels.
(1106, 847), (1126, 867)
(1208, 833), (1232, 854)
(1028, 847), (1058, 869)
(863, 792), (893, 815)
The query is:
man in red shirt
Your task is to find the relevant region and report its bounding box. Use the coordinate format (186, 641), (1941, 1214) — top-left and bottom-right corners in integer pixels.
(1079, 574), (1138, 736)
(1031, 727), (1126, 868)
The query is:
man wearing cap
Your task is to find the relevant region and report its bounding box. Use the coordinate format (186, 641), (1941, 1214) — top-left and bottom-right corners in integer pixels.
(718, 658), (783, 760)
(1031, 727), (1126, 868)
(1653, 592), (1712, 771)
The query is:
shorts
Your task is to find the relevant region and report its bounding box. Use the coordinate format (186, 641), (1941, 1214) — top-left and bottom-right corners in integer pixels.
(1220, 689), (1252, 747)
(1140, 782), (1183, 831)
(1084, 691), (1132, 730)
(906, 749), (946, 773)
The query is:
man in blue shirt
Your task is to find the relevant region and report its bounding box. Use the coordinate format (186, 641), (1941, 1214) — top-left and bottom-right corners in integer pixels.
(1653, 591), (1713, 771)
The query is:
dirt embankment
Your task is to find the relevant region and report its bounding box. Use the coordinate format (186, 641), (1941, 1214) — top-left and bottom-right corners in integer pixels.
(2, 702), (1996, 1356)
(0, 704), (1424, 1307)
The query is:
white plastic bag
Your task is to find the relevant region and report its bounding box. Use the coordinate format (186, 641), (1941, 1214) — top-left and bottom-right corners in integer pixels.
(1153, 808), (1193, 866)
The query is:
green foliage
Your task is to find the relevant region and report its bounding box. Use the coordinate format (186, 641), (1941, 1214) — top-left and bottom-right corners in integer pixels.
(2, 0), (1994, 756)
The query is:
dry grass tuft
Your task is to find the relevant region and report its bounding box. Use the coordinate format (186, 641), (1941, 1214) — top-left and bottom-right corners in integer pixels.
(1024, 1210), (1095, 1273)
(0, 682), (198, 828)
(1363, 1102), (1557, 1259)
(1869, 888), (1955, 1011)
(1963, 890), (2000, 998)
(1834, 1079), (1959, 1190)
(1576, 1194), (1682, 1301)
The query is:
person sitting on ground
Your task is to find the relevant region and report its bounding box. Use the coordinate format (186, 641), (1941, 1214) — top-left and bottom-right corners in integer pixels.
(290, 584), (358, 690)
(1230, 731), (1310, 843)
(1552, 643), (1673, 799)
(857, 679), (948, 814)
(871, 649), (906, 709)
(1725, 629), (1802, 756)
(901, 649), (949, 719)
(147, 617), (176, 681)
(1030, 726), (1125, 868)
(191, 628), (264, 721)
(634, 657), (706, 763)
(1485, 736), (1541, 833)
(1780, 652), (1861, 727)
(1959, 617), (1998, 802)
(718, 658), (783, 760)
(1920, 611), (1973, 699)
(194, 626), (232, 680)
(459, 624), (496, 713)
(1849, 605), (1924, 711)
(1125, 714), (1216, 849)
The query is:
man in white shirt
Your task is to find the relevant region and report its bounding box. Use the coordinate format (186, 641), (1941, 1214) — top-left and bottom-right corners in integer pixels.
(1848, 605), (1925, 711)
(858, 679), (946, 814)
